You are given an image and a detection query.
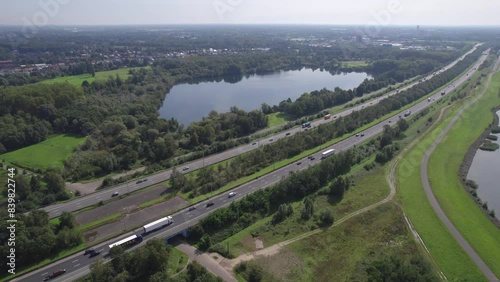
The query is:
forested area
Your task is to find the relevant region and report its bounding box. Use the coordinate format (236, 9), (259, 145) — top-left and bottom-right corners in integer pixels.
(88, 238), (221, 282)
(0, 83), (84, 152)
(0, 210), (82, 270)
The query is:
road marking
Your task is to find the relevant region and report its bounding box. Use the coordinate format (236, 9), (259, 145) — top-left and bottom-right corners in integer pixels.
(72, 259), (79, 263)
(74, 263), (80, 267)
(41, 272), (48, 276)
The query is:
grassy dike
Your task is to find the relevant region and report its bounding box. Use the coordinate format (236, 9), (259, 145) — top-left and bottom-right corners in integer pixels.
(427, 71), (500, 275)
(397, 70), (500, 281)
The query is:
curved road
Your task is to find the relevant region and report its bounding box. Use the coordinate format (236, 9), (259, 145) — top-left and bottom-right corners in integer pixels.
(13, 50), (489, 282)
(420, 56), (500, 282)
(41, 44), (482, 219)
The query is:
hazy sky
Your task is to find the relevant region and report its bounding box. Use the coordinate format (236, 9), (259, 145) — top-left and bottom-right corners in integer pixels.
(0, 0), (498, 26)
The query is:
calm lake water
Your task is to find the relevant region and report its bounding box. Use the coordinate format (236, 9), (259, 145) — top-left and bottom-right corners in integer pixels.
(158, 68), (371, 126)
(467, 110), (500, 217)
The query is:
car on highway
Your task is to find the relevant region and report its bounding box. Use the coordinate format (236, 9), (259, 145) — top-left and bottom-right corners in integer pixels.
(308, 155), (314, 159)
(285, 132), (291, 136)
(296, 161), (302, 165)
(45, 269), (66, 280)
(228, 192), (236, 197)
(252, 142), (257, 145)
(310, 157), (315, 160)
(269, 138), (274, 141)
(84, 248), (95, 255)
(183, 166), (189, 171)
(188, 206), (196, 211)
(112, 191), (119, 197)
(355, 134), (359, 137)
(89, 250), (101, 258)
(361, 133), (365, 137)
(206, 202), (214, 207)
(136, 179), (143, 184)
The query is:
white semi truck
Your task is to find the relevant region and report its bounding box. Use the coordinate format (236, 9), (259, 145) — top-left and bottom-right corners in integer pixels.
(142, 216), (173, 233)
(321, 149), (335, 159)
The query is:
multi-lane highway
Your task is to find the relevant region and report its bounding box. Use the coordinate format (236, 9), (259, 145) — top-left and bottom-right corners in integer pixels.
(41, 44), (482, 219)
(15, 47), (488, 282)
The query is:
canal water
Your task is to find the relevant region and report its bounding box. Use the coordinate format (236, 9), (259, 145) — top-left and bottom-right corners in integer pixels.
(467, 110), (500, 217)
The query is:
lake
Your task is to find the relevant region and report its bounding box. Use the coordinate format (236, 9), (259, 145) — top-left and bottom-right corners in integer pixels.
(158, 68), (371, 126)
(467, 110), (500, 218)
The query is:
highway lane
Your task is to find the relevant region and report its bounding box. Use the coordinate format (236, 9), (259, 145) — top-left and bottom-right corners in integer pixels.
(15, 48), (488, 282)
(41, 44), (482, 219)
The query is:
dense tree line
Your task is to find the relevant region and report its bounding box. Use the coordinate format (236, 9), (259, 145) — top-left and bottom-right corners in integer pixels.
(0, 210), (82, 271)
(184, 107), (267, 148)
(3, 170), (71, 212)
(88, 238), (221, 282)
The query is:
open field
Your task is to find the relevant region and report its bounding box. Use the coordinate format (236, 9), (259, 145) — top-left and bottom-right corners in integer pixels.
(279, 203), (424, 281)
(39, 67), (149, 86)
(396, 71), (498, 281)
(217, 156), (389, 258)
(266, 112), (292, 127)
(427, 71), (500, 276)
(342, 60), (369, 67)
(0, 134), (86, 170)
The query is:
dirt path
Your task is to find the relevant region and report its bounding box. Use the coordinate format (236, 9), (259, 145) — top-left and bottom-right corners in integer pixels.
(419, 57), (500, 282)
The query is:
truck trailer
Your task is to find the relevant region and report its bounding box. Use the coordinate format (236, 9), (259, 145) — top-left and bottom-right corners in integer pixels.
(321, 149), (336, 159)
(142, 216), (174, 233)
(109, 234), (143, 249)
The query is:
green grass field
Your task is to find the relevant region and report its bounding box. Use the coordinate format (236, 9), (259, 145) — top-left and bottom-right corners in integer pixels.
(266, 112), (292, 127)
(39, 67), (149, 86)
(426, 71), (500, 276)
(0, 134), (86, 170)
(167, 247), (189, 275)
(342, 60), (369, 67)
(396, 70), (500, 281)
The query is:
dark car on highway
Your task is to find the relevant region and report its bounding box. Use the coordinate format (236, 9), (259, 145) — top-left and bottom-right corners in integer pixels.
(84, 248), (94, 255)
(89, 250), (101, 258)
(206, 202), (214, 207)
(188, 206), (196, 211)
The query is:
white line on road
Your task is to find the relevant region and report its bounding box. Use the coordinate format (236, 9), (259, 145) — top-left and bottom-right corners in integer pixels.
(41, 272), (48, 276)
(74, 264), (80, 267)
(72, 259), (79, 263)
